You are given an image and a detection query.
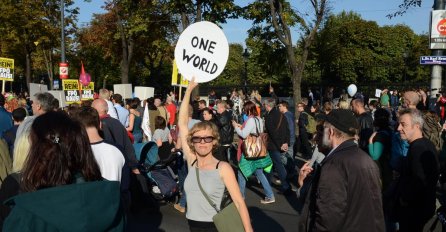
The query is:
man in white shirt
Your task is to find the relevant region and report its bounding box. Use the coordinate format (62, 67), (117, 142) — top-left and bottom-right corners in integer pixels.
(72, 106), (125, 182)
(99, 88), (118, 120)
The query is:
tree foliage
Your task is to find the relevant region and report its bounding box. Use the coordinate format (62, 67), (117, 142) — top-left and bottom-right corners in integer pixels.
(0, 0), (78, 89)
(313, 11), (430, 86)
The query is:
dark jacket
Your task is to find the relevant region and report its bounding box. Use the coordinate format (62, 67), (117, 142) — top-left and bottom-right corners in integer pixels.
(357, 112), (374, 152)
(215, 110), (234, 145)
(397, 137), (439, 223)
(0, 173), (20, 229)
(101, 115), (138, 168)
(265, 107), (290, 151)
(3, 180), (125, 232)
(299, 139), (385, 232)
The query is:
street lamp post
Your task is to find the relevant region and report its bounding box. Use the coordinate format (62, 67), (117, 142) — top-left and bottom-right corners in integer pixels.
(61, 0), (65, 63)
(242, 48), (249, 94)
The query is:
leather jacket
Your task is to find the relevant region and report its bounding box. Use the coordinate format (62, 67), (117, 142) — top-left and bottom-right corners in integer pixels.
(215, 110), (234, 145)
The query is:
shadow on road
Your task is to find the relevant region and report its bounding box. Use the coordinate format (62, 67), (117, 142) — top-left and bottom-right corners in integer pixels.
(249, 206), (286, 232)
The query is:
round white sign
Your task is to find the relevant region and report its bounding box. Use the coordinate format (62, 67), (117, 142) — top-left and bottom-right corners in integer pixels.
(174, 21), (229, 83)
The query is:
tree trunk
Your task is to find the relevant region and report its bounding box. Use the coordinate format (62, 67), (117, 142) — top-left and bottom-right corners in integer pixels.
(43, 48), (53, 90)
(25, 49), (31, 90)
(118, 15), (130, 84)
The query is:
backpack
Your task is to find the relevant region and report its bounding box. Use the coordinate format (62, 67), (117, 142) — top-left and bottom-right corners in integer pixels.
(422, 112), (442, 152)
(302, 112), (316, 134)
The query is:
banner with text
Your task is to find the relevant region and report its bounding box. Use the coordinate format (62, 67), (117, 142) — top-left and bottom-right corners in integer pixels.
(80, 82), (95, 101)
(174, 21), (229, 83)
(0, 57), (14, 81)
(62, 79), (81, 104)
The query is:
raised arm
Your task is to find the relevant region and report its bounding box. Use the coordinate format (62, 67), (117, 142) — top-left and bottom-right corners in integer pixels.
(178, 80), (198, 165)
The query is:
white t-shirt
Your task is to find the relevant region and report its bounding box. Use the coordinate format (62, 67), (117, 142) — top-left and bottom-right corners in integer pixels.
(106, 100), (119, 119)
(90, 141), (125, 182)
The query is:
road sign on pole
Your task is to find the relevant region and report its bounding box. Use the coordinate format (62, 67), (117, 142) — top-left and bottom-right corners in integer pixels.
(420, 56), (446, 65)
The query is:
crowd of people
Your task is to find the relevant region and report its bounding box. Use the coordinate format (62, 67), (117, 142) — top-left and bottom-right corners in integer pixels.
(0, 83), (445, 231)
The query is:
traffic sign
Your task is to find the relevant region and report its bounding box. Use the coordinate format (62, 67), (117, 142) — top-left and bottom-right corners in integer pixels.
(420, 56), (446, 65)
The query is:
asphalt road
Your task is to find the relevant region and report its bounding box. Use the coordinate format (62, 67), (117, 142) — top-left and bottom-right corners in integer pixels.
(127, 175), (302, 232)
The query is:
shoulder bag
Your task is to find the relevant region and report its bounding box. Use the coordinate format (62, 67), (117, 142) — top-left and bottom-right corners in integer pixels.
(242, 117), (268, 159)
(195, 167), (245, 232)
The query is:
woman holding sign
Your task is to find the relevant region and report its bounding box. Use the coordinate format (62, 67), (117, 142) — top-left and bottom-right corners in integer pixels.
(179, 79), (253, 232)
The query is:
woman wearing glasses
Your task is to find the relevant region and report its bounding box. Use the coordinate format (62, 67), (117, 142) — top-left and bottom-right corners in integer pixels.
(179, 80), (253, 232)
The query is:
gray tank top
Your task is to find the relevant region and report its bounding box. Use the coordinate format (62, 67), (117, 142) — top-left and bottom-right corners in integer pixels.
(184, 162), (226, 222)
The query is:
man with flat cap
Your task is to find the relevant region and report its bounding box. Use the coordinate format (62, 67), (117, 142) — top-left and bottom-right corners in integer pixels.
(298, 109), (384, 232)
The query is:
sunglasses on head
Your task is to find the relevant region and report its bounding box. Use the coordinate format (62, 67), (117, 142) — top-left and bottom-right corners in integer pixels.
(191, 136), (215, 143)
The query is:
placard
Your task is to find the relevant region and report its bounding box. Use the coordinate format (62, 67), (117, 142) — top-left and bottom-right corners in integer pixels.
(0, 58), (14, 81)
(62, 79), (81, 104)
(375, 89), (382, 98)
(80, 82), (95, 101)
(48, 90), (67, 108)
(134, 86), (154, 102)
(174, 21), (229, 83)
(114, 84), (132, 99)
(29, 83), (48, 97)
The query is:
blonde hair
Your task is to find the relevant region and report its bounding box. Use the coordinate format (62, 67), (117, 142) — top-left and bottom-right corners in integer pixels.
(187, 121), (220, 153)
(13, 133), (31, 173)
(338, 100), (349, 109)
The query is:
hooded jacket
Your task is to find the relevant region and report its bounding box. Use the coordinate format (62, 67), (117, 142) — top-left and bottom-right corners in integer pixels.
(3, 180), (124, 232)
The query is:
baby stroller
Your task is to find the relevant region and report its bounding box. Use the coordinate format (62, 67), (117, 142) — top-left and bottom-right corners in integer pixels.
(133, 141), (180, 201)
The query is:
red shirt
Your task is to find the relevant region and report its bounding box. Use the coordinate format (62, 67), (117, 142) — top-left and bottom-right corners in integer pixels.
(166, 103), (177, 125)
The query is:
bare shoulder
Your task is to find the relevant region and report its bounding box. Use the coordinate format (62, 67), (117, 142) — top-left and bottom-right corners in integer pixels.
(218, 161), (234, 176)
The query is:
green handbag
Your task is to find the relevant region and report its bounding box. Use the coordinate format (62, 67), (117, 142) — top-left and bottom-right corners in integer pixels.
(195, 167), (245, 232)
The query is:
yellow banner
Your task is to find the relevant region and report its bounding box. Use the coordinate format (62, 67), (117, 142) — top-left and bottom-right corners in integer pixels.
(62, 79), (81, 104)
(0, 57), (14, 81)
(171, 59), (178, 86)
(80, 82), (94, 100)
(180, 75), (189, 87)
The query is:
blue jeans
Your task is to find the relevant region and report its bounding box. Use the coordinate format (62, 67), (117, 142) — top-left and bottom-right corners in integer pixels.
(268, 150), (290, 191)
(238, 169), (274, 199)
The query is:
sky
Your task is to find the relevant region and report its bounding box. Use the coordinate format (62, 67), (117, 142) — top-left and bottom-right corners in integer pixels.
(74, 0), (432, 46)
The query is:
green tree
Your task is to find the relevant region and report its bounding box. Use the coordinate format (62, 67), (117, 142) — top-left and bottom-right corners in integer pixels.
(210, 44), (245, 86)
(314, 11), (430, 86)
(245, 0), (329, 118)
(0, 0), (78, 90)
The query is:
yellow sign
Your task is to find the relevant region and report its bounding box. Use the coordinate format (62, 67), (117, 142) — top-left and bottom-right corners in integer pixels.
(80, 82), (95, 100)
(171, 59), (189, 87)
(62, 79), (81, 104)
(0, 57), (14, 81)
(171, 59), (179, 85)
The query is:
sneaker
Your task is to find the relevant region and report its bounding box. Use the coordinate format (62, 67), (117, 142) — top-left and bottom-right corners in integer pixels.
(174, 203), (186, 213)
(260, 197), (275, 204)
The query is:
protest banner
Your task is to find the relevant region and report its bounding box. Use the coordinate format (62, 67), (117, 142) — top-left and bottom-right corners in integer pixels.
(134, 86), (154, 105)
(0, 58), (14, 81)
(80, 82), (95, 101)
(375, 89), (382, 98)
(174, 21), (229, 83)
(0, 57), (14, 93)
(62, 79), (81, 104)
(48, 91), (67, 108)
(114, 84), (132, 99)
(29, 83), (48, 97)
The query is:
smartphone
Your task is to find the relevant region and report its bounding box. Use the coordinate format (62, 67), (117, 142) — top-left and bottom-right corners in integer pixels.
(307, 146), (320, 167)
